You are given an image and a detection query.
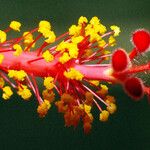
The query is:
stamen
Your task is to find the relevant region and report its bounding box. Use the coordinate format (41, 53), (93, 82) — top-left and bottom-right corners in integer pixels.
(82, 84), (109, 106)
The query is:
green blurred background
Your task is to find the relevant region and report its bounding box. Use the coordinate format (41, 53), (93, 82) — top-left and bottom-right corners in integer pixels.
(0, 0), (150, 149)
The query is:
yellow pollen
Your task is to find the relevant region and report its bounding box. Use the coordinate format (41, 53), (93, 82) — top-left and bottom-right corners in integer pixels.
(90, 16), (100, 25)
(17, 85), (32, 100)
(39, 20), (51, 30)
(42, 50), (54, 62)
(78, 16), (88, 25)
(99, 84), (108, 96)
(2, 86), (13, 100)
(42, 89), (55, 103)
(9, 21), (21, 31)
(85, 29), (101, 42)
(56, 41), (68, 52)
(23, 31), (35, 48)
(44, 77), (54, 90)
(103, 50), (111, 60)
(105, 95), (116, 104)
(45, 31), (56, 44)
(69, 25), (81, 36)
(13, 44), (23, 56)
(59, 52), (71, 64)
(37, 100), (51, 117)
(89, 80), (100, 86)
(97, 24), (107, 34)
(84, 104), (92, 114)
(85, 92), (93, 106)
(71, 36), (84, 44)
(99, 110), (109, 122)
(61, 93), (74, 103)
(68, 43), (79, 58)
(8, 70), (27, 81)
(0, 30), (7, 43)
(64, 68), (84, 81)
(110, 25), (121, 37)
(98, 40), (106, 47)
(107, 103), (117, 114)
(108, 36), (116, 46)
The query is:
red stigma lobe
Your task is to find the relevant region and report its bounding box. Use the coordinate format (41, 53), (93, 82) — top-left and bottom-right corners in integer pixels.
(112, 49), (129, 72)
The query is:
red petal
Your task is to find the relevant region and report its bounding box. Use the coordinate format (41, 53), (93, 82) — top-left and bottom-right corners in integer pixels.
(112, 49), (129, 72)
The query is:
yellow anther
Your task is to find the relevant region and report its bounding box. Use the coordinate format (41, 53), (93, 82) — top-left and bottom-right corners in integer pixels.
(96, 24), (107, 34)
(108, 36), (116, 46)
(61, 93), (74, 103)
(45, 31), (56, 43)
(0, 30), (6, 43)
(68, 43), (79, 58)
(0, 77), (5, 88)
(71, 36), (84, 44)
(17, 85), (32, 100)
(9, 21), (21, 31)
(2, 86), (13, 100)
(39, 20), (51, 30)
(42, 89), (55, 103)
(56, 41), (68, 52)
(89, 80), (99, 86)
(38, 22), (54, 42)
(103, 50), (111, 60)
(78, 16), (88, 25)
(42, 50), (54, 62)
(13, 44), (23, 56)
(38, 27), (50, 37)
(105, 95), (116, 104)
(55, 100), (68, 113)
(64, 68), (84, 81)
(98, 39), (106, 47)
(23, 31), (34, 48)
(44, 77), (54, 90)
(99, 84), (108, 95)
(37, 100), (51, 117)
(69, 25), (81, 36)
(85, 92), (93, 106)
(59, 52), (71, 64)
(110, 25), (121, 37)
(57, 42), (78, 59)
(85, 30), (101, 42)
(107, 103), (117, 114)
(90, 16), (100, 25)
(0, 54), (4, 64)
(8, 70), (27, 81)
(84, 104), (92, 114)
(99, 110), (109, 122)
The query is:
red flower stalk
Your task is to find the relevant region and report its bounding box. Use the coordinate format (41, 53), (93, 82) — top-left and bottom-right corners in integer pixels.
(0, 17), (149, 133)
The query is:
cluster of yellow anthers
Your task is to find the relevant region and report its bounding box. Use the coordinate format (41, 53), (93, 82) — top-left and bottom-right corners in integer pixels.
(8, 70), (27, 81)
(17, 85), (32, 100)
(38, 20), (56, 44)
(42, 50), (54, 62)
(0, 16), (121, 133)
(55, 89), (116, 133)
(64, 68), (84, 81)
(55, 16), (120, 65)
